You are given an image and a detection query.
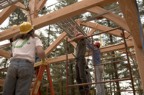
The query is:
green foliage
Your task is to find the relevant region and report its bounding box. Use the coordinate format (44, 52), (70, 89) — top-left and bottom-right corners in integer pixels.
(9, 8), (27, 26)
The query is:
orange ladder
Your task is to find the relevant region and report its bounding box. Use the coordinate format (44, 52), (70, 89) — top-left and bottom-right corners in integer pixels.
(32, 64), (55, 95)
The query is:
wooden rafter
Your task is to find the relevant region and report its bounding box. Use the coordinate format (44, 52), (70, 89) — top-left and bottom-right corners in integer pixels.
(0, 5), (17, 24)
(45, 32), (67, 55)
(87, 6), (130, 32)
(118, 0), (144, 48)
(0, 49), (11, 58)
(80, 21), (130, 37)
(36, 0), (47, 12)
(0, 26), (19, 41)
(29, 0), (39, 19)
(14, 2), (25, 9)
(32, 0), (116, 29)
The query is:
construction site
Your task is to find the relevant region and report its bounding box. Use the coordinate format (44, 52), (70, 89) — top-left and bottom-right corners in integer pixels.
(0, 0), (144, 95)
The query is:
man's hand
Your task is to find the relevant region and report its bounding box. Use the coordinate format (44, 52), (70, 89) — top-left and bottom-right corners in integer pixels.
(41, 59), (46, 65)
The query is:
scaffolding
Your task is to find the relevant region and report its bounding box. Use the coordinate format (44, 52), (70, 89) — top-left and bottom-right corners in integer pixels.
(57, 18), (138, 95)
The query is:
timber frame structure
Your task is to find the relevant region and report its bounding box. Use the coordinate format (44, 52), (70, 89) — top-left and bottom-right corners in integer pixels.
(0, 0), (144, 95)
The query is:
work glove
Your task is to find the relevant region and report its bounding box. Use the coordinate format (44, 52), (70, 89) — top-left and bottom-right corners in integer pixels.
(41, 59), (46, 65)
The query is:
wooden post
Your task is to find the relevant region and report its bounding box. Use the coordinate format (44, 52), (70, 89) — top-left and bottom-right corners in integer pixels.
(133, 40), (144, 90)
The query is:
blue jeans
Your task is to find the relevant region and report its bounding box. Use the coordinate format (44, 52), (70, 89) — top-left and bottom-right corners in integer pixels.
(95, 65), (105, 95)
(3, 59), (34, 95)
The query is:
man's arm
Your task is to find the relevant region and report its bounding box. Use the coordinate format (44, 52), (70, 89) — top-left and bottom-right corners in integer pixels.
(36, 46), (45, 62)
(68, 35), (85, 42)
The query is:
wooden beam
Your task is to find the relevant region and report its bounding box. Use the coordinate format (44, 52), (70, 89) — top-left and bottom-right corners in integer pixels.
(32, 0), (116, 29)
(101, 39), (133, 53)
(29, 0), (39, 19)
(66, 38), (77, 47)
(117, 0), (144, 48)
(0, 49), (11, 58)
(15, 2), (25, 9)
(80, 21), (130, 37)
(133, 40), (144, 90)
(45, 32), (67, 54)
(87, 6), (130, 32)
(36, 0), (47, 12)
(0, 26), (19, 41)
(0, 5), (17, 24)
(34, 39), (133, 67)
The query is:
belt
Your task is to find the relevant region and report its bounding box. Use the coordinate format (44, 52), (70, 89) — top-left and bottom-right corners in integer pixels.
(11, 58), (32, 63)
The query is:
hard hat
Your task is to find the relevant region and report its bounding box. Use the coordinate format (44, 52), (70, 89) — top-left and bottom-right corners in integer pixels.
(94, 42), (100, 48)
(75, 32), (82, 36)
(19, 22), (33, 34)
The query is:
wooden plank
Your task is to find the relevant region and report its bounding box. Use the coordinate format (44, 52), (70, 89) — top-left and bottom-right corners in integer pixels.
(0, 26), (19, 41)
(101, 39), (133, 53)
(133, 40), (144, 90)
(117, 0), (144, 48)
(0, 5), (17, 24)
(29, 0), (38, 19)
(45, 32), (67, 54)
(87, 6), (130, 32)
(80, 21), (130, 37)
(15, 2), (25, 9)
(0, 49), (11, 58)
(32, 0), (116, 29)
